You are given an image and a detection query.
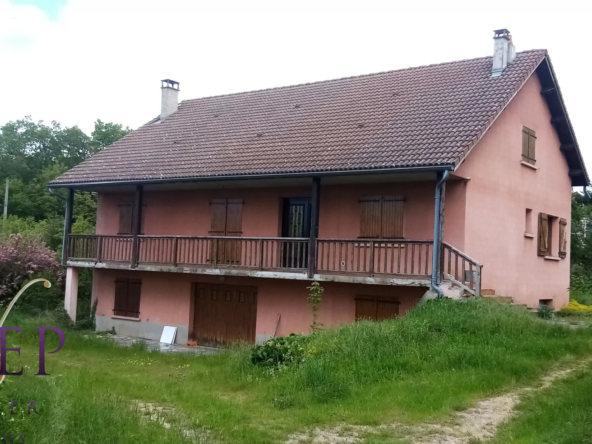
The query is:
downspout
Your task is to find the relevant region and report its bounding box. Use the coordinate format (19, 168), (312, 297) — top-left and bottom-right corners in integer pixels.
(431, 170), (450, 298)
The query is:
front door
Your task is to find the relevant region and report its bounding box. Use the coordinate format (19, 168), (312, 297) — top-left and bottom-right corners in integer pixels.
(281, 198), (311, 268)
(193, 283), (257, 347)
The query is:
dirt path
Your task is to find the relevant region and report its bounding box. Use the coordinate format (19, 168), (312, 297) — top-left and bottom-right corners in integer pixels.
(286, 357), (592, 444)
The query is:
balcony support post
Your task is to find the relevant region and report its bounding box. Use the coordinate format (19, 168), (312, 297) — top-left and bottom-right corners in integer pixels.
(61, 188), (74, 266)
(131, 185), (144, 268)
(308, 177), (321, 278)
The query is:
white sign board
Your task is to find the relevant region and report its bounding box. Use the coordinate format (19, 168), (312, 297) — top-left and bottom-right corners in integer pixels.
(160, 326), (177, 345)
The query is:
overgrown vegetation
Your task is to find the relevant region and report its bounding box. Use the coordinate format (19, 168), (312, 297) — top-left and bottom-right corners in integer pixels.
(0, 117), (130, 319)
(3, 300), (592, 443)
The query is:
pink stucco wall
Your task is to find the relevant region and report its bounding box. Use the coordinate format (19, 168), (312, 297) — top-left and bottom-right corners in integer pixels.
(96, 182), (439, 241)
(454, 74), (572, 307)
(92, 269), (425, 340)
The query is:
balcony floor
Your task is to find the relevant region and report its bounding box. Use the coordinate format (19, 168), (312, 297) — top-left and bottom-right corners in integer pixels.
(68, 260), (432, 287)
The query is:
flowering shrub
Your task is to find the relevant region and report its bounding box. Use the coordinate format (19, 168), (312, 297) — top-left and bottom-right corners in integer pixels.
(0, 234), (60, 303)
(558, 300), (592, 316)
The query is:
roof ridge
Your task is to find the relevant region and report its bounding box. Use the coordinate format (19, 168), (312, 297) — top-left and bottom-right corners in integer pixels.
(181, 49), (548, 104)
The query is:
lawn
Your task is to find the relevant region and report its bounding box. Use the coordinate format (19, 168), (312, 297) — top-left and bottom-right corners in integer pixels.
(2, 299), (592, 443)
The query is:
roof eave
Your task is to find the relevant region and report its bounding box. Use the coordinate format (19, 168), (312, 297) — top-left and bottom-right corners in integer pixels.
(537, 55), (590, 187)
(48, 164), (456, 190)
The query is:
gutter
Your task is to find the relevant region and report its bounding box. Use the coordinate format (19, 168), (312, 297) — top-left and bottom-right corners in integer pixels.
(47, 164), (455, 190)
(430, 170), (450, 298)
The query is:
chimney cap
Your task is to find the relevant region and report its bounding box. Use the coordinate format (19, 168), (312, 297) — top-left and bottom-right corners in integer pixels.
(161, 79), (180, 90)
(493, 29), (511, 39)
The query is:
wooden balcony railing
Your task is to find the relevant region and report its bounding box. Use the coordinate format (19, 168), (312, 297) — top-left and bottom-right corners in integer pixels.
(316, 239), (433, 277)
(441, 242), (482, 297)
(67, 235), (481, 292)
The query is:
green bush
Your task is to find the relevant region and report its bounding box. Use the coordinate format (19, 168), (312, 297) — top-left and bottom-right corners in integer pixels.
(537, 304), (555, 319)
(250, 334), (310, 367)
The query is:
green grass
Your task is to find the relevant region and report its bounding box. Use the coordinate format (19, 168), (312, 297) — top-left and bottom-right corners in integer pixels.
(490, 361), (592, 444)
(2, 299), (592, 443)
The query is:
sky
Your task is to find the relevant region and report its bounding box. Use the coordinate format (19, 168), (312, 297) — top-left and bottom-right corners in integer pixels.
(1, 0), (592, 169)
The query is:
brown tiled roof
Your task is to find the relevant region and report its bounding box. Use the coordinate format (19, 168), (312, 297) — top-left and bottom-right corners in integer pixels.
(53, 50), (555, 185)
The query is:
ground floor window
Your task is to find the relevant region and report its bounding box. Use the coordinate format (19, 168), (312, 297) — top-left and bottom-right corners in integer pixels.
(355, 295), (399, 321)
(114, 278), (142, 318)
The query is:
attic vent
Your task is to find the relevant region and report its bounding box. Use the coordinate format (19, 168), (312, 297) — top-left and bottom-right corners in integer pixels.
(214, 114), (219, 118)
(358, 123), (365, 129)
(294, 104), (301, 109)
(256, 133), (263, 138)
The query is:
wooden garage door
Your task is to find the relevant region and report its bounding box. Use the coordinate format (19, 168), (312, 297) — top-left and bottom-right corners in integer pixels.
(193, 283), (257, 347)
(355, 295), (399, 321)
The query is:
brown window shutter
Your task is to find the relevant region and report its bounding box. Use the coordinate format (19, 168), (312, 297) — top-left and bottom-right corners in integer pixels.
(538, 213), (549, 256)
(127, 279), (142, 317)
(381, 195), (404, 238)
(522, 128), (530, 161)
(114, 279), (129, 316)
(225, 199), (243, 263)
(209, 199), (227, 236)
(375, 299), (400, 320)
(225, 199), (244, 236)
(360, 196), (382, 238)
(559, 218), (568, 259)
(528, 129), (536, 164)
(118, 204), (133, 234)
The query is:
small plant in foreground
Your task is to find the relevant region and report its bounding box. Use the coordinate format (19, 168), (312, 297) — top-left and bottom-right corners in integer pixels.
(250, 334), (310, 367)
(537, 304), (555, 320)
(307, 281), (324, 331)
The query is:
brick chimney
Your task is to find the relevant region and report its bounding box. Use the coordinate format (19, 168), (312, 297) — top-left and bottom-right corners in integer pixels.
(161, 79), (180, 120)
(492, 29), (516, 77)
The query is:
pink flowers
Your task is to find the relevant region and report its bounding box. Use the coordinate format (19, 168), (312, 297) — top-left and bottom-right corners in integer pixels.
(0, 234), (60, 299)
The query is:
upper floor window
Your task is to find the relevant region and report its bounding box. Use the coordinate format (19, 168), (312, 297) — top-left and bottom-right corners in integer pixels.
(118, 203), (145, 235)
(359, 195), (404, 238)
(522, 127), (537, 165)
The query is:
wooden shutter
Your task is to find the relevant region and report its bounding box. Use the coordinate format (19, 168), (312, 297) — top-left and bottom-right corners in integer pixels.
(355, 296), (399, 321)
(360, 196), (382, 238)
(559, 218), (568, 259)
(126, 280), (142, 317)
(522, 127), (536, 164)
(538, 213), (549, 256)
(118, 204), (133, 234)
(381, 195), (404, 238)
(522, 128), (529, 161)
(209, 199), (227, 235)
(225, 199), (243, 263)
(114, 279), (129, 316)
(528, 130), (536, 164)
(355, 297), (377, 321)
(376, 299), (400, 320)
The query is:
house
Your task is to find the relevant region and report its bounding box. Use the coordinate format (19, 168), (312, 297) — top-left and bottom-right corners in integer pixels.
(50, 29), (588, 346)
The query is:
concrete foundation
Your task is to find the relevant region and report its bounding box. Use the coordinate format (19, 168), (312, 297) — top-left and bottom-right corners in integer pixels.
(96, 315), (189, 344)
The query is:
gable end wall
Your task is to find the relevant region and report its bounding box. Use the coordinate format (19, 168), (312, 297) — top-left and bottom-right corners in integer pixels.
(455, 74), (571, 307)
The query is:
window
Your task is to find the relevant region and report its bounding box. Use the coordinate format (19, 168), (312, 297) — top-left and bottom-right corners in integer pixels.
(355, 296), (399, 321)
(522, 127), (536, 165)
(118, 203), (146, 235)
(359, 195), (404, 238)
(209, 199), (244, 263)
(525, 208), (533, 236)
(114, 278), (141, 318)
(538, 213), (567, 259)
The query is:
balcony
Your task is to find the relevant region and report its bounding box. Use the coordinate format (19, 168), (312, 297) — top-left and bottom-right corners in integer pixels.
(66, 234), (481, 295)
